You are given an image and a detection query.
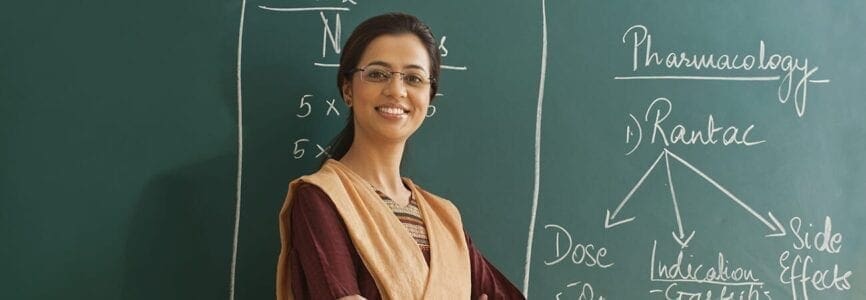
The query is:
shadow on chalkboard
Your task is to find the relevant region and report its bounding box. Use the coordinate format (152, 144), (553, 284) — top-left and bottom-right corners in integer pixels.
(120, 153), (235, 299)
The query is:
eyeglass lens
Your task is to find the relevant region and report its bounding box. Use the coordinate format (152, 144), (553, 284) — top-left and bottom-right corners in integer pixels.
(360, 67), (430, 87)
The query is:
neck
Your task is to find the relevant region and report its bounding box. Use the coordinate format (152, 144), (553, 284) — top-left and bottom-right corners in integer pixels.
(338, 134), (408, 196)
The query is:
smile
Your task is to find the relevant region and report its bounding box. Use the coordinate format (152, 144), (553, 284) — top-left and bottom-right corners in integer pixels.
(376, 106), (409, 118)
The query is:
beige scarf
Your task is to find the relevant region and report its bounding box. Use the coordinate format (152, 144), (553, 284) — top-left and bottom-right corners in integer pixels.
(276, 159), (471, 299)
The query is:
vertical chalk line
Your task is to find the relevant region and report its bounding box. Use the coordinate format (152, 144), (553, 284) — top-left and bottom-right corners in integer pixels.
(663, 152), (685, 237)
(229, 0), (247, 299)
(523, 0), (547, 296)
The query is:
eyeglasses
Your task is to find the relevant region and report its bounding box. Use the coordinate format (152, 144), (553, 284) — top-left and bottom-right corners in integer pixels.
(350, 66), (435, 88)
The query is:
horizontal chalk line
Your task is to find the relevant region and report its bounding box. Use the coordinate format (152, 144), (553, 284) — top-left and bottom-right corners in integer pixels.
(259, 6), (350, 12)
(314, 62), (467, 71)
(615, 75), (780, 81)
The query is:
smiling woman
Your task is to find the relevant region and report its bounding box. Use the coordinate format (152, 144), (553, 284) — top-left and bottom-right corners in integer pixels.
(341, 34), (433, 150)
(275, 12), (525, 300)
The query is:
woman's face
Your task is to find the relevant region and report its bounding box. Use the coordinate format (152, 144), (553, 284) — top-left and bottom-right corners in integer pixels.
(343, 33), (432, 145)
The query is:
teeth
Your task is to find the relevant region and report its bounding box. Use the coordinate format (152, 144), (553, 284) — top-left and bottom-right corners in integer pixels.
(377, 107), (406, 115)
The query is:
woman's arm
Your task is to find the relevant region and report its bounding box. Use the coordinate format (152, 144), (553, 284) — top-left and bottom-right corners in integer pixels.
(290, 183), (364, 299)
(466, 232), (526, 300)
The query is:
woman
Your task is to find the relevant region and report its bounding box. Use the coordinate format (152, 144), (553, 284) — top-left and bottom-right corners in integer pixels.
(276, 13), (524, 300)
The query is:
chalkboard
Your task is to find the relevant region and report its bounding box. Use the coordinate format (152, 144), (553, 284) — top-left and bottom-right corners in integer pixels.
(527, 1), (866, 298)
(3, 0), (865, 299)
(2, 1), (240, 299)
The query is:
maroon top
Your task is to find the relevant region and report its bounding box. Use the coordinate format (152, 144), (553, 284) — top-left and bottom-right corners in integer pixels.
(289, 183), (525, 299)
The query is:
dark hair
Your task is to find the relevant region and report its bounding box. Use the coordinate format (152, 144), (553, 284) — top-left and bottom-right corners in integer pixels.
(324, 12), (441, 163)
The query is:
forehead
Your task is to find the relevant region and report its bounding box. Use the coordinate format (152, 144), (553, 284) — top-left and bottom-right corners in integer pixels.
(357, 33), (430, 71)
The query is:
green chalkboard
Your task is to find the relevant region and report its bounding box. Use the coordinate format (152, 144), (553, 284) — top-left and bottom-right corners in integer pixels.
(2, 0), (241, 299)
(3, 0), (865, 299)
(530, 1), (866, 299)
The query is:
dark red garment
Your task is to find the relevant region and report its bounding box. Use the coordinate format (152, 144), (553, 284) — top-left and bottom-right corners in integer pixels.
(289, 183), (525, 300)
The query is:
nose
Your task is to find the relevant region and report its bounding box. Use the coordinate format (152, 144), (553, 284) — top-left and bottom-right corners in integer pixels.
(383, 74), (408, 98)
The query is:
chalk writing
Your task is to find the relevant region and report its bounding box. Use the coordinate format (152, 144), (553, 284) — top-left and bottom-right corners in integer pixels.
(778, 216), (853, 299)
(625, 97), (766, 155)
(790, 216), (842, 254)
(319, 12), (341, 58)
(651, 241), (763, 286)
(291, 138), (329, 160)
(649, 283), (772, 300)
(439, 36), (449, 57)
(297, 94), (312, 118)
(650, 240), (772, 299)
(617, 25), (830, 117)
(555, 280), (606, 300)
(295, 94), (344, 118)
(544, 224), (613, 269)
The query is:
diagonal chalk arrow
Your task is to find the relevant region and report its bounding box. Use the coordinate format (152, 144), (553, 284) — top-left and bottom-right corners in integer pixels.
(604, 150), (666, 229)
(663, 149), (786, 238)
(604, 149), (696, 247)
(604, 148), (786, 240)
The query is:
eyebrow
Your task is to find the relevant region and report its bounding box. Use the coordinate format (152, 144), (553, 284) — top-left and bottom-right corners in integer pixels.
(365, 60), (428, 72)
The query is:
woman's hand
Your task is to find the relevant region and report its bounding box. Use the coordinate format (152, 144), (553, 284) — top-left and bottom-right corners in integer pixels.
(478, 293), (488, 300)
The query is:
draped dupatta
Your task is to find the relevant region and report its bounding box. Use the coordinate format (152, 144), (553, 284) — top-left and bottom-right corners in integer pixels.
(276, 159), (471, 299)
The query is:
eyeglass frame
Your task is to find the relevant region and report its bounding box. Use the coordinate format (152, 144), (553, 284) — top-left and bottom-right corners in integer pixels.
(346, 66), (437, 87)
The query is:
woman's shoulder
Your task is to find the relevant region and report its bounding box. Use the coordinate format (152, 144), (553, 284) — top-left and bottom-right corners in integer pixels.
(290, 182), (346, 222)
(288, 163), (343, 195)
(295, 181), (326, 196)
(292, 165), (336, 181)
(291, 182), (333, 207)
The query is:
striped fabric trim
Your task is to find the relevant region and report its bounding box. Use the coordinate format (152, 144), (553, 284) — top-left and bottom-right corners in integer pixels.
(373, 189), (430, 249)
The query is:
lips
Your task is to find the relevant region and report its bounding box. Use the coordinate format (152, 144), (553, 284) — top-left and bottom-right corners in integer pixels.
(375, 104), (409, 116)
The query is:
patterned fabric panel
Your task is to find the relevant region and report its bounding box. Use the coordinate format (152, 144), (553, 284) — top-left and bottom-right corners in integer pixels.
(373, 189), (430, 251)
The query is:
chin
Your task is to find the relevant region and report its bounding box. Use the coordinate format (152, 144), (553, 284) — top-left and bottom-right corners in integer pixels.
(378, 130), (417, 144)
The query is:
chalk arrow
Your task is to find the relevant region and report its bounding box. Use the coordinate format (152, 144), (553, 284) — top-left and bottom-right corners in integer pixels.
(664, 149), (787, 238)
(604, 150), (666, 229)
(607, 148), (787, 239)
(765, 212), (786, 237)
(663, 150), (695, 248)
(604, 209), (635, 229)
(672, 230), (696, 248)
